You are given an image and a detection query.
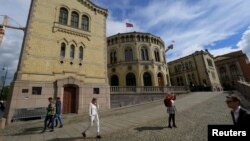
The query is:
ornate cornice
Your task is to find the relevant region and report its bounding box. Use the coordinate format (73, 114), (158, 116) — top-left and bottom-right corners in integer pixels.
(53, 22), (91, 40)
(77, 0), (108, 17)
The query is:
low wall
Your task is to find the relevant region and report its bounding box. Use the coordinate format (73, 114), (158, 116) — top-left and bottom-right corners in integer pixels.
(236, 81), (250, 101)
(111, 93), (165, 108)
(110, 86), (189, 108)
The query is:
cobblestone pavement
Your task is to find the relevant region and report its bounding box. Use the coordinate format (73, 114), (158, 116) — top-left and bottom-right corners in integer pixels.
(0, 91), (246, 141)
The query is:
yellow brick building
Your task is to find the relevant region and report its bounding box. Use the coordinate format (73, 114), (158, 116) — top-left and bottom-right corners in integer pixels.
(107, 32), (171, 87)
(4, 0), (110, 124)
(168, 50), (222, 91)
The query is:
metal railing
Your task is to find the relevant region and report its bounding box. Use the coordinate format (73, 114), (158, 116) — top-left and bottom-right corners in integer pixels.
(110, 86), (189, 94)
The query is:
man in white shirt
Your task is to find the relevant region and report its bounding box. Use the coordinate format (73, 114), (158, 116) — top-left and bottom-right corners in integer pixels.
(226, 95), (250, 126)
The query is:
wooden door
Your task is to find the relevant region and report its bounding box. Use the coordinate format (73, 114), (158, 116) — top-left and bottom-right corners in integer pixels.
(63, 87), (76, 114)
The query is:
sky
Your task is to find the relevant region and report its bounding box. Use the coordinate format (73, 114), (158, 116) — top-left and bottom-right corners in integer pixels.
(0, 0), (250, 85)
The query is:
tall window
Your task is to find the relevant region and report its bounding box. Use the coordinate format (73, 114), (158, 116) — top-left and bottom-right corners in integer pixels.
(141, 47), (149, 61)
(79, 46), (83, 60)
(163, 52), (166, 62)
(125, 48), (133, 61)
(59, 8), (68, 25)
(110, 50), (117, 64)
(143, 72), (152, 86)
(220, 67), (228, 80)
(154, 49), (160, 62)
(207, 59), (213, 67)
(111, 75), (119, 86)
(71, 12), (79, 28)
(60, 43), (66, 58)
(81, 15), (89, 31)
(70, 45), (75, 59)
(230, 64), (239, 76)
(126, 73), (136, 86)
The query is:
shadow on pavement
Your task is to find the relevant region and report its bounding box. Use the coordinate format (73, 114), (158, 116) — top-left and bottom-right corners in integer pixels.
(47, 137), (98, 141)
(7, 126), (44, 136)
(134, 126), (167, 132)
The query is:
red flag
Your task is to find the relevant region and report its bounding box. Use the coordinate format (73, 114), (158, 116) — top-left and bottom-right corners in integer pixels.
(126, 22), (133, 27)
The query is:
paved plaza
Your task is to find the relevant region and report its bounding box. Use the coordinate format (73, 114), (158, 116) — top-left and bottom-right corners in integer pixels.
(1, 91), (248, 141)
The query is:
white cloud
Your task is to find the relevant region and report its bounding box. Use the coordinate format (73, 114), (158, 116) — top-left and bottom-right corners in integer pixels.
(1, 0), (250, 84)
(209, 46), (241, 57)
(237, 27), (250, 59)
(107, 18), (142, 36)
(127, 0), (250, 61)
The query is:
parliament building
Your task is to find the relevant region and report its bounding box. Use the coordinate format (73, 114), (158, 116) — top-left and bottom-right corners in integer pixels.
(4, 0), (110, 124)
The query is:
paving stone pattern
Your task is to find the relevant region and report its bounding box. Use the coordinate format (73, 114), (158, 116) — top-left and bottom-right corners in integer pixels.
(0, 92), (244, 141)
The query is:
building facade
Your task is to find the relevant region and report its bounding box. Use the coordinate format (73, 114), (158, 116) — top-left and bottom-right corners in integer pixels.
(4, 0), (110, 124)
(214, 50), (250, 90)
(107, 32), (171, 87)
(168, 50), (222, 91)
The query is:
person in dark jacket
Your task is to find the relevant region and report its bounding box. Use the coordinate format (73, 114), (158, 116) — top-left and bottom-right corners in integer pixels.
(226, 95), (250, 126)
(55, 97), (63, 128)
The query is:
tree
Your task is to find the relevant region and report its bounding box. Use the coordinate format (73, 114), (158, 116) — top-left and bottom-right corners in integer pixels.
(0, 85), (9, 101)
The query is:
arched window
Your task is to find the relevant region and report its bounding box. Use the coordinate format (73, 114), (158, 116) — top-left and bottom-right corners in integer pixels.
(71, 12), (79, 28)
(154, 49), (160, 62)
(177, 77), (180, 86)
(143, 72), (152, 86)
(126, 73), (136, 86)
(125, 48), (133, 61)
(81, 15), (89, 31)
(60, 43), (66, 58)
(70, 45), (75, 59)
(110, 50), (117, 64)
(79, 46), (83, 60)
(141, 47), (149, 61)
(111, 75), (119, 86)
(59, 8), (68, 25)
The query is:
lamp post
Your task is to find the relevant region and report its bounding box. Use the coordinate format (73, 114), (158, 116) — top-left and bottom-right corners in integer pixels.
(0, 66), (8, 100)
(164, 43), (174, 86)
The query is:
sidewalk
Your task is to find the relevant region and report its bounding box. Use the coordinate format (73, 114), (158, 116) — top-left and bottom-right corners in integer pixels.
(0, 92), (233, 141)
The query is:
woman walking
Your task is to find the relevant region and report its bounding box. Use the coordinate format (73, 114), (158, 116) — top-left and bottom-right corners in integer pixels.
(82, 98), (101, 139)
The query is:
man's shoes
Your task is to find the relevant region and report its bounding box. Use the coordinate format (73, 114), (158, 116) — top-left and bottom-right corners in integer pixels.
(49, 129), (54, 132)
(96, 135), (101, 139)
(173, 125), (177, 128)
(82, 132), (86, 138)
(59, 125), (63, 128)
(168, 125), (172, 128)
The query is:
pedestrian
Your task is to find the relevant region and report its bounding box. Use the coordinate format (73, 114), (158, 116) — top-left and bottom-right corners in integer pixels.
(82, 98), (101, 139)
(42, 97), (55, 132)
(226, 95), (250, 126)
(55, 97), (63, 128)
(164, 92), (177, 128)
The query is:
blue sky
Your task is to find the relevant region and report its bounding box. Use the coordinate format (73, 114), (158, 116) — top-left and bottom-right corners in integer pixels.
(0, 0), (250, 84)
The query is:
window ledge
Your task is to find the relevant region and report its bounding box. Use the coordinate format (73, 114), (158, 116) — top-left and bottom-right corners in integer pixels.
(53, 22), (91, 40)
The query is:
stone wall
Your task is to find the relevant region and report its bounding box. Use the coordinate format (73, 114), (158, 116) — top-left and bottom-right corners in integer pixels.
(236, 81), (250, 101)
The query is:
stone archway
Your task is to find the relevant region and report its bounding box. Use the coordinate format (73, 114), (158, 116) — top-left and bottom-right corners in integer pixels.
(56, 77), (83, 114)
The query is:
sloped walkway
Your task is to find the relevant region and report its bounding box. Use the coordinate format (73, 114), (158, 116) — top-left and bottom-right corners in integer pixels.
(0, 91), (239, 141)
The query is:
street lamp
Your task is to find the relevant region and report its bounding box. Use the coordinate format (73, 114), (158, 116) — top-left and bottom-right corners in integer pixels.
(0, 66), (8, 100)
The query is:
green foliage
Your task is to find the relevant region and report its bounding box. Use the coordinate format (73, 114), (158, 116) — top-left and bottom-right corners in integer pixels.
(0, 85), (10, 100)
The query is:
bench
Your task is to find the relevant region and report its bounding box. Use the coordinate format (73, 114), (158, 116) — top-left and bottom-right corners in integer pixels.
(12, 107), (47, 122)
